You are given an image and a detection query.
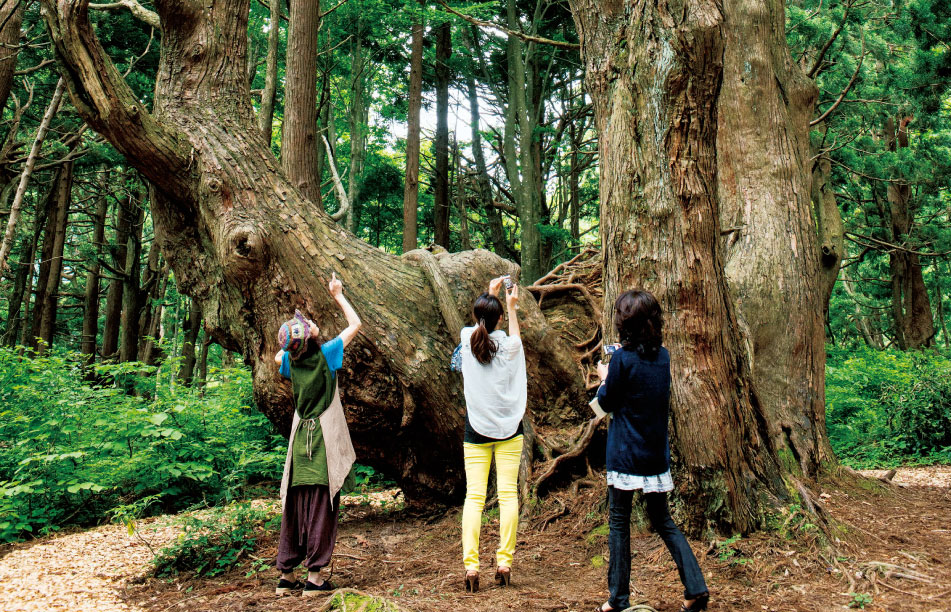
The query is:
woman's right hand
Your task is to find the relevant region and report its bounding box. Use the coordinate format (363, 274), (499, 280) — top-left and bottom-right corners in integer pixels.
(505, 284), (518, 310)
(488, 276), (503, 297)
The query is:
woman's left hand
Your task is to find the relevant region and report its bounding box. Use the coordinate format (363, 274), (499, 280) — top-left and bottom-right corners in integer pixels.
(597, 361), (609, 382)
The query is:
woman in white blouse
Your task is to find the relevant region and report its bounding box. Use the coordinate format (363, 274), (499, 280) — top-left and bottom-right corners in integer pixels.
(459, 276), (525, 593)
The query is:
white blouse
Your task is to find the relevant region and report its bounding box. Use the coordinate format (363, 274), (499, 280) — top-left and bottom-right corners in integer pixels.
(460, 326), (527, 439)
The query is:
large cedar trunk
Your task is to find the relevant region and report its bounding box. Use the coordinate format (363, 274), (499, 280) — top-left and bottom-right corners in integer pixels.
(42, 0), (587, 502)
(569, 0), (830, 532)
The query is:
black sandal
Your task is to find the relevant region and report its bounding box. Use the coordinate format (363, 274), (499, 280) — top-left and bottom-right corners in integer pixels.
(275, 578), (305, 595)
(680, 592), (710, 612)
(302, 579), (336, 597)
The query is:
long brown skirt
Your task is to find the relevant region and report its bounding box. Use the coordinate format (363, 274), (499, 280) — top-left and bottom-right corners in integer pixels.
(276, 484), (340, 571)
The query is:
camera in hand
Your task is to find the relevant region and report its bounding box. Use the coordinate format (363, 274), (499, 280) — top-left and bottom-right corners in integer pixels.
(603, 343), (620, 355)
(501, 275), (514, 291)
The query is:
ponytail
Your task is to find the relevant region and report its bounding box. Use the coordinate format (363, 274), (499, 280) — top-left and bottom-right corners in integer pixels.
(470, 294), (503, 364)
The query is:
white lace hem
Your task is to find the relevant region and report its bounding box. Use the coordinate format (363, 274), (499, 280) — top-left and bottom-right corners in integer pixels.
(607, 470), (673, 493)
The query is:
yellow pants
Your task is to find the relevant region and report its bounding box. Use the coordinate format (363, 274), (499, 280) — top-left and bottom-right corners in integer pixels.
(462, 435), (523, 571)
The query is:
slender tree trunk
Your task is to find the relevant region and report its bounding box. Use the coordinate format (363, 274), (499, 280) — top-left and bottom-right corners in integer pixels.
(402, 17), (423, 253)
(464, 62), (509, 258)
(570, 0), (828, 533)
(34, 159), (74, 352)
(315, 66), (331, 198)
(281, 0), (320, 201)
(0, 77), (66, 271)
(885, 116), (934, 349)
(568, 109), (580, 244)
(119, 196), (144, 362)
(2, 234), (33, 346)
(503, 0), (543, 282)
(179, 298), (202, 385)
(453, 136), (471, 250)
(137, 239), (170, 364)
(0, 3), (24, 114)
(197, 333), (211, 391)
(346, 29), (367, 235)
(101, 192), (133, 360)
(81, 171), (109, 364)
(811, 153), (844, 319)
(258, 0), (281, 142)
(433, 20), (452, 248)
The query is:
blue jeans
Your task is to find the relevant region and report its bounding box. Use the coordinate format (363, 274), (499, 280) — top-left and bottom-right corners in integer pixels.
(608, 487), (707, 609)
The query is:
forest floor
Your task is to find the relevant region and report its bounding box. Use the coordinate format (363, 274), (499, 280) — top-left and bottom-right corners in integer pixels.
(1, 467), (949, 612)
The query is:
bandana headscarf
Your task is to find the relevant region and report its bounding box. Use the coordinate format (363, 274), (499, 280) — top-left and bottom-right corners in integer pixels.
(278, 310), (311, 360)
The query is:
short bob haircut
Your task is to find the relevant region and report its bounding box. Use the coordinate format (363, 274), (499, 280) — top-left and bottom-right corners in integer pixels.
(613, 290), (663, 359)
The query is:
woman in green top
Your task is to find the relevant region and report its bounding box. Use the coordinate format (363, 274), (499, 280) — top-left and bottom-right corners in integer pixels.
(273, 273), (362, 597)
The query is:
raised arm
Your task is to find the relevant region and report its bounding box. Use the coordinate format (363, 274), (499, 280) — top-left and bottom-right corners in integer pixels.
(506, 284), (520, 339)
(329, 272), (362, 347)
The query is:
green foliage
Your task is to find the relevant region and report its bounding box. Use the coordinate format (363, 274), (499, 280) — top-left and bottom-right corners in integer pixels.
(848, 592), (873, 609)
(0, 347), (284, 543)
(826, 346), (951, 467)
(714, 534), (751, 566)
(151, 502), (279, 577)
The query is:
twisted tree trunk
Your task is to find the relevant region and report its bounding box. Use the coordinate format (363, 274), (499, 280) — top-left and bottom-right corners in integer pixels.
(41, 0), (587, 502)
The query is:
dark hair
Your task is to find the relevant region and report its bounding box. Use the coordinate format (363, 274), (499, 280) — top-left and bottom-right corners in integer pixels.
(613, 290), (663, 359)
(470, 293), (503, 364)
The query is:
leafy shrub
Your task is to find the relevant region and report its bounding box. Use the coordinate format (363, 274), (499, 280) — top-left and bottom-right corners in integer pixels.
(0, 347), (284, 542)
(152, 502), (279, 577)
(826, 346), (951, 468)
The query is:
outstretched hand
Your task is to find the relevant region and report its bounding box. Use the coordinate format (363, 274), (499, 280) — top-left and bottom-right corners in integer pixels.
(597, 361), (609, 382)
(505, 284), (518, 309)
(328, 272), (343, 297)
(488, 276), (503, 297)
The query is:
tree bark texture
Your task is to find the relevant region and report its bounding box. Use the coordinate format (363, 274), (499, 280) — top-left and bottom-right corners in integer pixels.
(41, 0), (588, 503)
(433, 20), (451, 248)
(281, 0), (320, 202)
(715, 0), (832, 474)
(0, 3), (23, 115)
(402, 17), (423, 254)
(570, 0), (829, 532)
(885, 116), (934, 350)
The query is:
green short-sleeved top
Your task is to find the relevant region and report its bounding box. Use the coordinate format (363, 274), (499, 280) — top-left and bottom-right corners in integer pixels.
(281, 336), (344, 487)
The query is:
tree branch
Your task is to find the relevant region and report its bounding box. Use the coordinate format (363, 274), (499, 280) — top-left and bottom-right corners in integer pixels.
(435, 0), (579, 51)
(88, 0), (160, 30)
(810, 29), (865, 127)
(806, 0), (853, 79)
(322, 134), (351, 222)
(40, 0), (193, 202)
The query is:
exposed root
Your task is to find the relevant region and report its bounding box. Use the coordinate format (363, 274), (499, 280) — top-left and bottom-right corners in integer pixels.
(530, 248), (604, 390)
(532, 417), (605, 497)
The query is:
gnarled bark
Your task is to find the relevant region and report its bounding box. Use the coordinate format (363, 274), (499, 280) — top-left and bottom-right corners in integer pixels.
(40, 0), (587, 503)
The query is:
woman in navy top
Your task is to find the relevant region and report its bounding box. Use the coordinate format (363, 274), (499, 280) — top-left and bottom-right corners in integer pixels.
(595, 290), (709, 612)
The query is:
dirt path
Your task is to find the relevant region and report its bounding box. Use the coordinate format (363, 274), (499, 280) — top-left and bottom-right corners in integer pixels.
(1, 468), (949, 612)
(0, 519), (179, 612)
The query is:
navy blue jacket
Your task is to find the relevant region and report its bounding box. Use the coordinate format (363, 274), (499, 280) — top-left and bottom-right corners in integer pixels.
(597, 346), (671, 476)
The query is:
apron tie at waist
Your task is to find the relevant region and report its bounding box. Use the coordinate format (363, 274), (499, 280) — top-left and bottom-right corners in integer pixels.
(301, 418), (317, 460)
